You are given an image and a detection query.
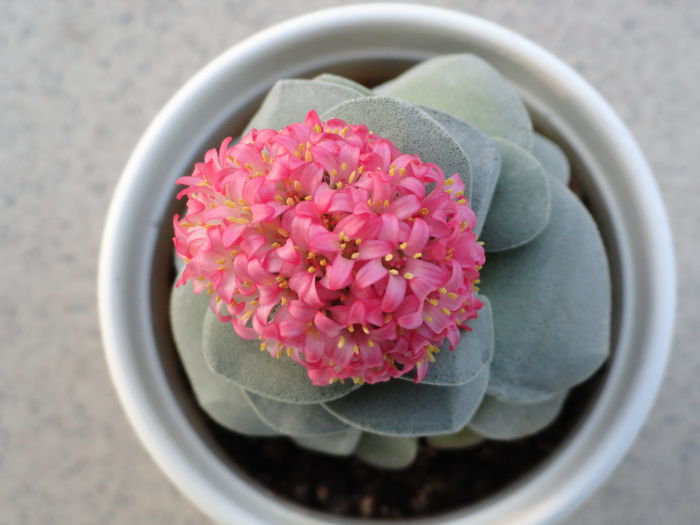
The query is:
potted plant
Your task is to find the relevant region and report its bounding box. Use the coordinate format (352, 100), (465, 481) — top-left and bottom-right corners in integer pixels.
(98, 4), (675, 525)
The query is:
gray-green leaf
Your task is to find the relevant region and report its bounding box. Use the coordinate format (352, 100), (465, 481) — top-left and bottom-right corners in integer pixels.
(312, 73), (374, 96)
(293, 428), (362, 456)
(468, 392), (566, 440)
(244, 391), (350, 436)
(244, 79), (365, 133)
(202, 309), (357, 404)
(400, 295), (494, 386)
(480, 177), (610, 403)
(323, 366), (488, 436)
(354, 433), (418, 469)
(532, 133), (571, 185)
(321, 96), (472, 200)
(420, 106), (501, 236)
(375, 54), (533, 150)
(170, 282), (278, 436)
(427, 426), (484, 449)
(480, 138), (551, 252)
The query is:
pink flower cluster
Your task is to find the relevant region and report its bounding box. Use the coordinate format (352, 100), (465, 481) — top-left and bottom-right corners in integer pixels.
(174, 111), (484, 385)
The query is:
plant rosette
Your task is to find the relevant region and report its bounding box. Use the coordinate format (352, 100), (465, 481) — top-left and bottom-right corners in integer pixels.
(170, 54), (611, 469)
(99, 5), (675, 525)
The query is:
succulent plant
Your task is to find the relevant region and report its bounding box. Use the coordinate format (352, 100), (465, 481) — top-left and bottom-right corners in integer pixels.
(169, 54), (610, 469)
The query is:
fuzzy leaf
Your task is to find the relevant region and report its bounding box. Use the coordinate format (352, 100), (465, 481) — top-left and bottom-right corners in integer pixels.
(427, 426), (484, 450)
(312, 73), (374, 96)
(244, 391), (350, 436)
(375, 54), (533, 150)
(170, 282), (278, 436)
(354, 433), (418, 470)
(480, 138), (551, 252)
(532, 133), (571, 185)
(244, 79), (365, 133)
(293, 428), (362, 456)
(468, 392), (566, 440)
(323, 367), (488, 436)
(321, 97), (472, 199)
(420, 106), (501, 236)
(202, 309), (357, 404)
(400, 295), (494, 386)
(480, 177), (611, 403)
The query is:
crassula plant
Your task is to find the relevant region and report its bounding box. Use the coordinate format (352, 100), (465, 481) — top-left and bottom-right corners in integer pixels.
(169, 54), (610, 469)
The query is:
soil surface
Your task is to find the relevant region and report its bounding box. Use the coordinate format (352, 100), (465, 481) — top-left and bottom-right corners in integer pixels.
(204, 368), (605, 520)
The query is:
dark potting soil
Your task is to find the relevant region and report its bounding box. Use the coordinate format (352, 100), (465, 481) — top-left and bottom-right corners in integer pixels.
(203, 366), (605, 520)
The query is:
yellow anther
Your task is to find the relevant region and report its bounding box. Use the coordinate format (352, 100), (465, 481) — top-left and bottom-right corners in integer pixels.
(348, 325), (355, 333)
(241, 310), (253, 322)
(361, 325), (370, 335)
(424, 315), (433, 323)
(367, 339), (375, 347)
(353, 345), (360, 355)
(331, 168), (338, 177)
(399, 167), (406, 175)
(260, 342), (267, 351)
(341, 162), (348, 171)
(339, 243), (347, 250)
(427, 352), (436, 363)
(477, 241), (485, 246)
(225, 199), (237, 208)
(319, 258), (327, 266)
(413, 252), (423, 259)
(274, 194), (284, 202)
(198, 180), (209, 187)
(455, 191), (464, 197)
(445, 178), (455, 186)
(313, 124), (322, 133)
(307, 266), (316, 273)
(348, 170), (357, 184)
(304, 150), (313, 162)
(403, 272), (415, 280)
(389, 165), (396, 176)
(294, 151), (300, 158)
(457, 199), (466, 205)
(336, 181), (344, 189)
(428, 298), (438, 306)
(350, 252), (359, 259)
(271, 242), (281, 248)
(338, 336), (346, 349)
(341, 126), (349, 136)
(285, 197), (295, 206)
(441, 307), (451, 316)
(227, 217), (249, 224)
(385, 253), (394, 261)
(358, 165), (365, 174)
(383, 199), (390, 208)
(448, 292), (458, 299)
(293, 180), (301, 191)
(419, 207), (429, 215)
(355, 238), (362, 245)
(280, 296), (287, 306)
(277, 228), (290, 237)
(389, 269), (399, 275)
(399, 242), (408, 250)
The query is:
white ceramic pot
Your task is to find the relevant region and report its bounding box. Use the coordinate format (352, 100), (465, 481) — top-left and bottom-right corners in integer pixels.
(98, 4), (675, 524)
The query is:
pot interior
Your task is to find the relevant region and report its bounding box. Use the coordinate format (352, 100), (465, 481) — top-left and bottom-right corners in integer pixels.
(148, 56), (618, 520)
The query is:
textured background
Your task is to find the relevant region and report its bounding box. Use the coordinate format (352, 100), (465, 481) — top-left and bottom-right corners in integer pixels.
(2, 1), (699, 523)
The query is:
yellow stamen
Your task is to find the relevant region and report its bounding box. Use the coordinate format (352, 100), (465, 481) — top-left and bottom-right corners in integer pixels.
(350, 252), (359, 259)
(348, 170), (357, 184)
(389, 269), (399, 275)
(389, 165), (396, 176)
(424, 316), (433, 323)
(338, 336), (346, 349)
(313, 124), (322, 133)
(428, 298), (438, 306)
(286, 197), (295, 206)
(341, 162), (348, 171)
(441, 307), (451, 316)
(307, 266), (316, 273)
(361, 325), (370, 335)
(353, 345), (360, 355)
(385, 253), (394, 261)
(413, 252), (423, 259)
(367, 339), (375, 347)
(448, 292), (458, 299)
(403, 272), (415, 280)
(445, 178), (455, 186)
(227, 217), (249, 224)
(348, 325), (355, 333)
(399, 242), (408, 250)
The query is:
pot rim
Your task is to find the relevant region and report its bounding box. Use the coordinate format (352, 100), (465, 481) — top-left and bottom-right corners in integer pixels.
(98, 4), (675, 525)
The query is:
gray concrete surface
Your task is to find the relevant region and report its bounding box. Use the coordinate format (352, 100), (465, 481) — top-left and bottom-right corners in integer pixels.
(1, 1), (698, 523)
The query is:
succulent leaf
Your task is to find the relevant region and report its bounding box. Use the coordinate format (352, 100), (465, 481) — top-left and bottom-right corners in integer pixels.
(420, 106), (501, 236)
(293, 428), (363, 456)
(321, 96), (472, 199)
(354, 433), (418, 469)
(400, 295), (494, 386)
(312, 73), (374, 96)
(468, 392), (567, 440)
(480, 176), (610, 403)
(532, 133), (571, 185)
(375, 54), (533, 150)
(323, 366), (489, 436)
(170, 282), (278, 436)
(202, 309), (358, 404)
(480, 138), (551, 252)
(427, 426), (484, 449)
(244, 79), (365, 133)
(244, 391), (350, 436)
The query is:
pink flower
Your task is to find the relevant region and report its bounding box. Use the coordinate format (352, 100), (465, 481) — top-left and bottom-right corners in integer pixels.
(174, 111), (484, 385)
